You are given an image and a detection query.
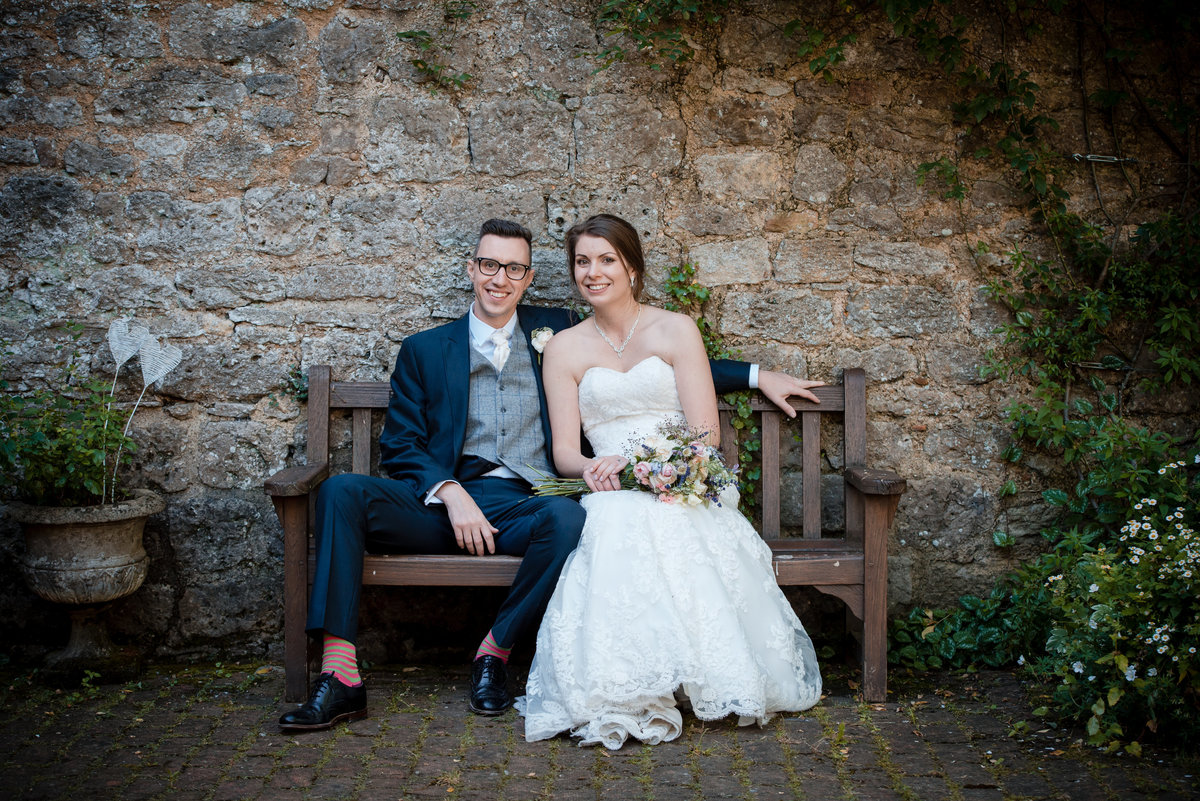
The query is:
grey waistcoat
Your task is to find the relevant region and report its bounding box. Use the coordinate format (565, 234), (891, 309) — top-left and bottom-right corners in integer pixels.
(463, 325), (554, 485)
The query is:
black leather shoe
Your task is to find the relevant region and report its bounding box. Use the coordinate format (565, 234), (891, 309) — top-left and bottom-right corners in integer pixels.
(469, 655), (512, 715)
(279, 672), (367, 731)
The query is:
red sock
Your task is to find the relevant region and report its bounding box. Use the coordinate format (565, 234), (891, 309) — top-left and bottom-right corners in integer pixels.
(474, 630), (511, 663)
(321, 633), (362, 686)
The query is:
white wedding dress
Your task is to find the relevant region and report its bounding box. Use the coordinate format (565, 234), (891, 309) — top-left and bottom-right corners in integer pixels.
(518, 356), (822, 749)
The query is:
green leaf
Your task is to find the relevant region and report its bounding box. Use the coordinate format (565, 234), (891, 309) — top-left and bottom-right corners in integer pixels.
(1043, 489), (1070, 506)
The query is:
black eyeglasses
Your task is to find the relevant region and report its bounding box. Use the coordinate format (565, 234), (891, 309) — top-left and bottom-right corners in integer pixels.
(472, 257), (531, 280)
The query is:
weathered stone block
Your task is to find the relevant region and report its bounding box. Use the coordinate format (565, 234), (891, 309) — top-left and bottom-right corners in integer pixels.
(721, 67), (791, 97)
(56, 7), (164, 59)
(0, 137), (39, 165)
(184, 135), (270, 188)
(695, 151), (783, 201)
(318, 16), (388, 83)
(846, 286), (960, 337)
(853, 241), (951, 276)
(0, 175), (92, 259)
(285, 263), (406, 301)
(0, 95), (84, 128)
(520, 6), (597, 90)
(176, 261), (287, 308)
(81, 264), (178, 314)
(669, 200), (756, 237)
(831, 344), (917, 383)
(775, 238), (854, 283)
(289, 156), (330, 186)
(470, 97), (570, 176)
(244, 187), (327, 257)
(128, 192), (243, 259)
(229, 305), (296, 327)
(690, 237), (770, 286)
(170, 4), (307, 65)
(195, 420), (293, 490)
(898, 475), (999, 565)
(969, 287), (1011, 339)
(253, 106), (295, 130)
(926, 343), (988, 385)
(63, 140), (134, 180)
(791, 144), (847, 204)
(575, 94), (686, 173)
(365, 94), (468, 182)
(546, 183), (662, 244)
(923, 421), (1006, 470)
(794, 104), (850, 142)
(718, 15), (795, 68)
(426, 184), (545, 249)
(134, 133), (187, 158)
(300, 327), (394, 380)
(170, 342), (290, 401)
(330, 186), (421, 258)
(851, 109), (953, 154)
(827, 204), (905, 235)
(693, 96), (782, 146)
(246, 73), (299, 97)
(720, 289), (833, 344)
(95, 68), (248, 125)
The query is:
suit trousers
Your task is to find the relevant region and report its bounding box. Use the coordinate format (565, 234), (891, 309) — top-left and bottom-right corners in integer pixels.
(306, 472), (586, 649)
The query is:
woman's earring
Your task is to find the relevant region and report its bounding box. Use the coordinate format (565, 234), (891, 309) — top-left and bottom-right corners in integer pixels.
(630, 275), (635, 287)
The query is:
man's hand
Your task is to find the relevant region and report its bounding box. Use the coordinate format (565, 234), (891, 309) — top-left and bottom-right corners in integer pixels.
(757, 369), (825, 418)
(436, 482), (499, 555)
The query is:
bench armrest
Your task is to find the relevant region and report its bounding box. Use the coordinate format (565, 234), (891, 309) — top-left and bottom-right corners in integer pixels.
(264, 462), (331, 497)
(846, 466), (907, 496)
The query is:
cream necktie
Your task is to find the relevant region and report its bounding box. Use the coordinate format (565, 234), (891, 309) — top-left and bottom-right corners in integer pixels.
(490, 328), (511, 372)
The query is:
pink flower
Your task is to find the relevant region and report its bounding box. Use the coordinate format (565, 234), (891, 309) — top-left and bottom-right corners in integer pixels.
(658, 462), (678, 484)
(632, 461), (653, 484)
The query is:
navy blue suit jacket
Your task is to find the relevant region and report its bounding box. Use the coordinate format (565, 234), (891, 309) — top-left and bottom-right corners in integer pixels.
(378, 304), (752, 496)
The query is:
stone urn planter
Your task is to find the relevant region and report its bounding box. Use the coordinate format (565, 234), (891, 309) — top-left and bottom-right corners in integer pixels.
(7, 489), (164, 676)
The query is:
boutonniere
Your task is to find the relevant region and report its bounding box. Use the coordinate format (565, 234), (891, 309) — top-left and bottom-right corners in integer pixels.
(531, 327), (554, 363)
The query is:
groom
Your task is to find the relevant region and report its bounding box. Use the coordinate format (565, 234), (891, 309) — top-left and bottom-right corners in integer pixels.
(279, 218), (823, 731)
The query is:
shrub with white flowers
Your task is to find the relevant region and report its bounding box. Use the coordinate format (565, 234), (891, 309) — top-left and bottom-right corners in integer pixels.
(1039, 457), (1199, 754)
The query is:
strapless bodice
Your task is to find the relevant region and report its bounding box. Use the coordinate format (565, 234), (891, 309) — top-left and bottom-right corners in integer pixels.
(577, 355), (683, 456)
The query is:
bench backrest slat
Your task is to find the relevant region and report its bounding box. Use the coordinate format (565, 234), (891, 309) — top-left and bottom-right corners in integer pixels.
(802, 410), (822, 538)
(352, 408), (372, 475)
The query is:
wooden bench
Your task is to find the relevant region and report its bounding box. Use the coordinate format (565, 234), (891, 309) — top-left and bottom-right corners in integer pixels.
(265, 365), (906, 704)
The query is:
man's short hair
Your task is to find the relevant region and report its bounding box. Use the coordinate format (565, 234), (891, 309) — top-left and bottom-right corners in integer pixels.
(475, 219), (532, 255)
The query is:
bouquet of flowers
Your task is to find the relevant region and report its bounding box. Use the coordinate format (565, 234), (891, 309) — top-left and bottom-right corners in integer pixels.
(535, 420), (737, 507)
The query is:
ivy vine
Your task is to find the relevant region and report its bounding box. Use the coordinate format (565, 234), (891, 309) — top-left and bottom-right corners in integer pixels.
(662, 260), (764, 516)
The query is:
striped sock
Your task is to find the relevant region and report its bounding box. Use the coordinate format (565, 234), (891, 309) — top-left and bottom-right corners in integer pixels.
(321, 633), (362, 686)
(474, 630), (512, 663)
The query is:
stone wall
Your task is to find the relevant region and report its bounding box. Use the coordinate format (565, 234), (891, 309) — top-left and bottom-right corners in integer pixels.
(0, 1), (1190, 661)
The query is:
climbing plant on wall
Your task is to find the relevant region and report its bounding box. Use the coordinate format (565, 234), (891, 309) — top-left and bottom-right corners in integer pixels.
(599, 0), (1200, 752)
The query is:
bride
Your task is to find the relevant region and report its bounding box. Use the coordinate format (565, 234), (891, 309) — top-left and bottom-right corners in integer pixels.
(518, 214), (822, 749)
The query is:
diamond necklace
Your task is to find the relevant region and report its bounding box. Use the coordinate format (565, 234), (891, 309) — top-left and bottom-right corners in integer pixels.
(593, 304), (642, 358)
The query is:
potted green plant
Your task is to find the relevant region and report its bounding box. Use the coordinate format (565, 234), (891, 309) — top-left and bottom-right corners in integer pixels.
(0, 320), (181, 677)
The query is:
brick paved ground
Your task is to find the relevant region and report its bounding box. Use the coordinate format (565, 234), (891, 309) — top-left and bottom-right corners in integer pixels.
(2, 662), (1197, 801)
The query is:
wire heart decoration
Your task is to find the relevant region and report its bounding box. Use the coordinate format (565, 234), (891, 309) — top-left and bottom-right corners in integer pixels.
(107, 319), (149, 371)
(138, 337), (183, 389)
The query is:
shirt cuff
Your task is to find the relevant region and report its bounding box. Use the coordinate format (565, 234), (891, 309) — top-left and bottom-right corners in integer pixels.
(748, 364), (759, 389)
(425, 479), (456, 505)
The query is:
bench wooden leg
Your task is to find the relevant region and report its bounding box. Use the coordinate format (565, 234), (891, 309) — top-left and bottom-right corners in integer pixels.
(274, 495), (310, 703)
(861, 496), (895, 703)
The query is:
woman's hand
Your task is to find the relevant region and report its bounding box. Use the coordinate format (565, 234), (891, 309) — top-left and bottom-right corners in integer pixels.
(583, 454), (629, 492)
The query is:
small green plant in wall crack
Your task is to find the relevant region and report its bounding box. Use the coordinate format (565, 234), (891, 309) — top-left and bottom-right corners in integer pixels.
(397, 0), (477, 93)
